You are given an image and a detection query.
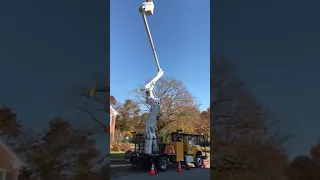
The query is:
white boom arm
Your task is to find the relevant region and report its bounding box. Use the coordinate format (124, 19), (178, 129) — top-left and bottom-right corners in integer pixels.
(138, 0), (164, 155)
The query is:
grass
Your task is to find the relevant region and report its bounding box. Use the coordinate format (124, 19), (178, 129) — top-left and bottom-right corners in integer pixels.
(110, 152), (126, 160)
(110, 146), (210, 160)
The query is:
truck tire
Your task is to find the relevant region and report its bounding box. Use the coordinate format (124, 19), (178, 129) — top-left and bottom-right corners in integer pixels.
(156, 156), (169, 172)
(194, 154), (203, 168)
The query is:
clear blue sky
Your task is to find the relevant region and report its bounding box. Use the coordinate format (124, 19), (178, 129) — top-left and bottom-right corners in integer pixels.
(110, 1), (210, 111)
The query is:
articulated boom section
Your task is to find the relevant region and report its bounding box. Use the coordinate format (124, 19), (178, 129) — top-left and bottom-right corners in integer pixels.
(139, 0), (164, 155)
(144, 96), (160, 154)
(144, 70), (163, 155)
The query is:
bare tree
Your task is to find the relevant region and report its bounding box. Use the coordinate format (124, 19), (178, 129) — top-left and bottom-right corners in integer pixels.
(211, 58), (291, 179)
(61, 73), (110, 172)
(65, 74), (110, 136)
(131, 77), (199, 135)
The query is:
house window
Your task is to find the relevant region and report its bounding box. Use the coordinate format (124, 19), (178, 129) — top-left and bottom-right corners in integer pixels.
(0, 170), (3, 180)
(5, 172), (12, 180)
(0, 169), (13, 180)
(110, 115), (113, 126)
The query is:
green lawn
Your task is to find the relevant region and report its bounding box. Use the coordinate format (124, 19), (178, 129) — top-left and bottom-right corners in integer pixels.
(110, 152), (126, 160)
(110, 146), (210, 160)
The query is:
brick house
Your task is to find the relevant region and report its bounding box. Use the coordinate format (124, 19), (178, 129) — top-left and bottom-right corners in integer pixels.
(110, 106), (118, 142)
(0, 138), (27, 180)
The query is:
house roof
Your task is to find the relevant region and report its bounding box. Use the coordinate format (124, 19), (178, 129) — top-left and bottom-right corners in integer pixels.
(0, 137), (28, 168)
(110, 106), (118, 116)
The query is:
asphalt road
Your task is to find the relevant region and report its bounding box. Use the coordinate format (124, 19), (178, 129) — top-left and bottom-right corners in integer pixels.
(111, 158), (210, 180)
(110, 149), (211, 180)
(111, 167), (210, 180)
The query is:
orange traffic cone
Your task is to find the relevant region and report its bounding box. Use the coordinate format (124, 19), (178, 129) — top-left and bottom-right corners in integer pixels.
(150, 161), (156, 175)
(177, 161), (182, 172)
(202, 159), (206, 168)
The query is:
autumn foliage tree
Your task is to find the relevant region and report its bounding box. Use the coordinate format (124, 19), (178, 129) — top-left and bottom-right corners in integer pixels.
(0, 106), (22, 137)
(211, 58), (290, 180)
(310, 140), (320, 164)
(171, 106), (201, 133)
(285, 141), (320, 180)
(287, 155), (319, 180)
(0, 106), (33, 157)
(27, 118), (99, 180)
(131, 77), (201, 136)
(116, 99), (141, 133)
(195, 107), (210, 134)
(110, 96), (117, 106)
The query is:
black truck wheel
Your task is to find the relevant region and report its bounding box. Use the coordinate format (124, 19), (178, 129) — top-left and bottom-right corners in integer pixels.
(156, 156), (169, 172)
(194, 154), (203, 168)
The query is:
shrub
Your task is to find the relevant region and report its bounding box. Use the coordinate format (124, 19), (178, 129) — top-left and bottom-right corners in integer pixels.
(111, 142), (121, 151)
(110, 142), (132, 152)
(120, 143), (131, 151)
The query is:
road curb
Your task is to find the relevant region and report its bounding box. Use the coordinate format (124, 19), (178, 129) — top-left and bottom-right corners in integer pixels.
(111, 164), (131, 168)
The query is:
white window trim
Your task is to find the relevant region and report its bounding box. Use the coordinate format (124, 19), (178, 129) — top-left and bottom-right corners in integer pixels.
(11, 159), (21, 171)
(0, 168), (7, 180)
(110, 106), (118, 116)
(0, 168), (14, 180)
